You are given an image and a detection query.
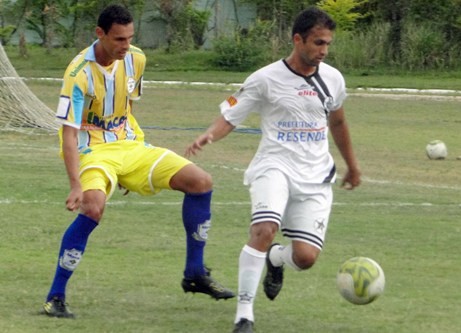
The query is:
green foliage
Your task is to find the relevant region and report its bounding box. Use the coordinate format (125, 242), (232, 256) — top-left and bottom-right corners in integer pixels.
(241, 0), (316, 22)
(328, 23), (390, 71)
(2, 0), (461, 72)
(241, 0), (316, 41)
(212, 20), (273, 71)
(399, 22), (447, 70)
(166, 3), (211, 52)
(317, 0), (369, 30)
(406, 0), (461, 44)
(327, 19), (461, 73)
(185, 4), (211, 48)
(0, 25), (15, 44)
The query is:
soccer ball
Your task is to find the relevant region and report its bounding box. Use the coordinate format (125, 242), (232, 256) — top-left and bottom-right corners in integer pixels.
(336, 257), (385, 305)
(426, 140), (447, 160)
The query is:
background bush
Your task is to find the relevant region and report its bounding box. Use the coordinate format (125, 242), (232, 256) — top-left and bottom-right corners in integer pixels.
(211, 16), (461, 73)
(212, 20), (276, 71)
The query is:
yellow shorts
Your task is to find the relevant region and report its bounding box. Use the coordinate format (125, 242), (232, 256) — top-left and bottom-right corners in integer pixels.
(79, 140), (191, 198)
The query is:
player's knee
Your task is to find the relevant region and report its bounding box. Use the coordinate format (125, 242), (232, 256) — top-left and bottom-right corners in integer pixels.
(80, 204), (104, 222)
(248, 222), (278, 250)
(293, 251), (318, 270)
(193, 171), (212, 192)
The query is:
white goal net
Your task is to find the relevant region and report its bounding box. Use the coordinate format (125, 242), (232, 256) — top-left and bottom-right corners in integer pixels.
(0, 43), (58, 133)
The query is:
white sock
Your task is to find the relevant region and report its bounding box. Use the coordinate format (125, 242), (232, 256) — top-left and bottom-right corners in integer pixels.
(269, 243), (302, 271)
(234, 245), (266, 324)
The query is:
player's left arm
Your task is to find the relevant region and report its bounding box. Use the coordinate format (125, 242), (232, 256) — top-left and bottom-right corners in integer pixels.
(329, 107), (361, 189)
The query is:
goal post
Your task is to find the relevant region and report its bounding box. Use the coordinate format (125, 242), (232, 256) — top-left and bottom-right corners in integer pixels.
(0, 42), (58, 133)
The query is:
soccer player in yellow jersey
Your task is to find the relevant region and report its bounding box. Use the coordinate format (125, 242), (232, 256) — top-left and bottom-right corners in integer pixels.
(42, 4), (234, 318)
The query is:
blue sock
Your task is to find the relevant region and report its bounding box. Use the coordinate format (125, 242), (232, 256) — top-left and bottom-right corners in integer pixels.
(46, 214), (98, 302)
(182, 191), (212, 279)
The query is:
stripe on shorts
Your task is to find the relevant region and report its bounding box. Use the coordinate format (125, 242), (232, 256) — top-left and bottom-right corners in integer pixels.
(281, 227), (324, 249)
(251, 210), (282, 224)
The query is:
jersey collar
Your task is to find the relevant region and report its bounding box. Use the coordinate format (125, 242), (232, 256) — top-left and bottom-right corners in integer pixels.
(282, 59), (319, 78)
(84, 40), (120, 77)
(84, 40), (99, 62)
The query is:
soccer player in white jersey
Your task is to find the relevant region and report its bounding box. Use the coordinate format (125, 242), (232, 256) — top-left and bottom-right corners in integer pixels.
(185, 7), (361, 333)
(41, 4), (234, 319)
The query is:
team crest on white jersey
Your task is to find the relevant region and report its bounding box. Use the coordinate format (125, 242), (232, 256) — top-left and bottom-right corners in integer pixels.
(323, 96), (335, 112)
(127, 77), (136, 94)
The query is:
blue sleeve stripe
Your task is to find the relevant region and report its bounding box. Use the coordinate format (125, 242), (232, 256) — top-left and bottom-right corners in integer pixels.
(72, 85), (85, 125)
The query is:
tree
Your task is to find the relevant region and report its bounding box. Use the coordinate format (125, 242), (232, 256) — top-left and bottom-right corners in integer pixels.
(317, 0), (368, 31)
(70, 0), (145, 48)
(153, 0), (211, 51)
(407, 0), (461, 43)
(367, 0), (409, 62)
(241, 0), (317, 40)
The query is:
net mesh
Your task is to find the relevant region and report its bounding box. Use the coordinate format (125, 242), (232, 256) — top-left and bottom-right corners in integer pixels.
(0, 43), (58, 133)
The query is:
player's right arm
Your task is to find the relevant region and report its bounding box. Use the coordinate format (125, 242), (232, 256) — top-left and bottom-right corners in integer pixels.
(62, 125), (82, 211)
(185, 71), (264, 158)
(185, 115), (235, 157)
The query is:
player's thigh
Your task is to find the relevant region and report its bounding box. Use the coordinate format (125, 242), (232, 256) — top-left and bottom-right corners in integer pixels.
(80, 167), (112, 195)
(79, 144), (122, 199)
(249, 169), (290, 226)
(119, 145), (192, 195)
(79, 168), (109, 220)
(282, 184), (333, 251)
(169, 163), (212, 193)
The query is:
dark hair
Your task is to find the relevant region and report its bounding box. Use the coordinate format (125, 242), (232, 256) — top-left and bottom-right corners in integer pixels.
(97, 4), (133, 33)
(291, 7), (336, 40)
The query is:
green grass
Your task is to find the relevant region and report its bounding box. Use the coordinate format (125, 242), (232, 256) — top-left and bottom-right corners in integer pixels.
(5, 45), (461, 90)
(1, 81), (461, 333)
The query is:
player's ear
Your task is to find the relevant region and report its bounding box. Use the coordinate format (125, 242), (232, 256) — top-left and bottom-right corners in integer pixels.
(95, 26), (105, 39)
(293, 33), (303, 45)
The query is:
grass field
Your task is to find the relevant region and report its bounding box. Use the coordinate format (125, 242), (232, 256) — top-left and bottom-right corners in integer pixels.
(0, 80), (461, 333)
(5, 45), (461, 90)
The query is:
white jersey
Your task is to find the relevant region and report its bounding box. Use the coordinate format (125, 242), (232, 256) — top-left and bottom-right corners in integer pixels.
(220, 59), (347, 186)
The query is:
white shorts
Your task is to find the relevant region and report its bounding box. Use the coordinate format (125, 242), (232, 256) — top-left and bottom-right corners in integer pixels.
(249, 169), (333, 250)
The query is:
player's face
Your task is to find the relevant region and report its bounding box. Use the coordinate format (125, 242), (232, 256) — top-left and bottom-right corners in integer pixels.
(97, 22), (134, 61)
(295, 26), (333, 68)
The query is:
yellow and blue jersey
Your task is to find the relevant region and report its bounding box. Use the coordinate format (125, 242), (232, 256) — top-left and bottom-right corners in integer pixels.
(56, 40), (146, 152)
